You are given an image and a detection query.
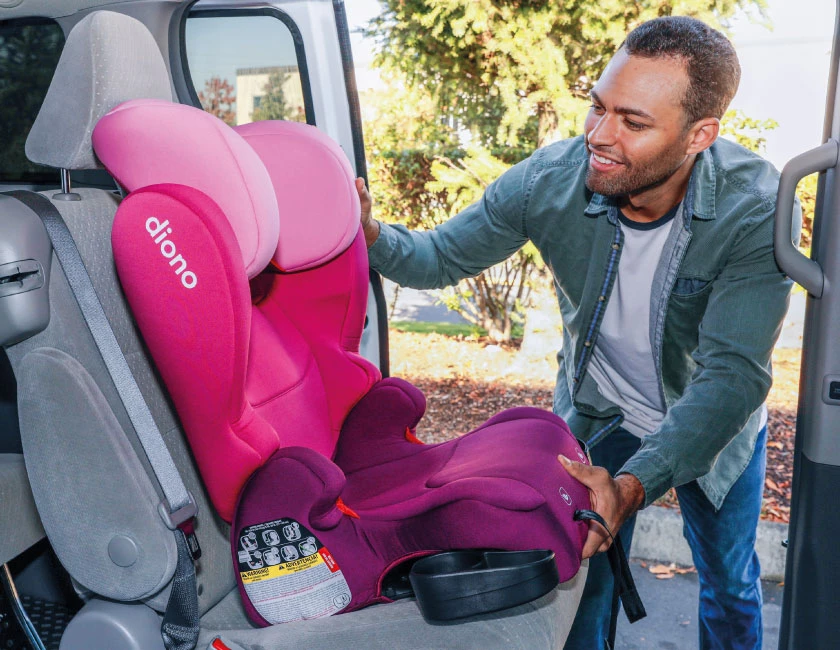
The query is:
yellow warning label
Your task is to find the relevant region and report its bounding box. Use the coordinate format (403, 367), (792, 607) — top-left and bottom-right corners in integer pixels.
(240, 552), (322, 584)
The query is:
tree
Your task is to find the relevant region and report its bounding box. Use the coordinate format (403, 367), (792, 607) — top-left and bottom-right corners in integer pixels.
(367, 0), (768, 148)
(252, 69), (291, 122)
(720, 109), (778, 154)
(427, 149), (540, 341)
(198, 76), (236, 126)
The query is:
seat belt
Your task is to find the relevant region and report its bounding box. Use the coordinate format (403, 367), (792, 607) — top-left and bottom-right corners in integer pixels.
(7, 190), (201, 650)
(574, 509), (646, 650)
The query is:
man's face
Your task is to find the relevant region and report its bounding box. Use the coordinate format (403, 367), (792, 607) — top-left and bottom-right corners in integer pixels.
(584, 50), (693, 198)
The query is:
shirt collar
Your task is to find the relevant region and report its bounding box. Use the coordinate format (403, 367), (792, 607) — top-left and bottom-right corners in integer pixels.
(583, 147), (717, 221)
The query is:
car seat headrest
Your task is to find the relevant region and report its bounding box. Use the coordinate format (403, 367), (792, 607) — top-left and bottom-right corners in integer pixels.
(25, 11), (173, 171)
(93, 99), (279, 278)
(235, 121), (360, 271)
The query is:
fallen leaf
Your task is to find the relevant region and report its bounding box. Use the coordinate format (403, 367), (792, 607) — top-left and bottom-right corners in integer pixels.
(649, 564), (674, 575)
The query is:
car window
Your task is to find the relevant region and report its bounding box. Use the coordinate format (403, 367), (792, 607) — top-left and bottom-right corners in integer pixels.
(184, 11), (313, 126)
(0, 19), (64, 183)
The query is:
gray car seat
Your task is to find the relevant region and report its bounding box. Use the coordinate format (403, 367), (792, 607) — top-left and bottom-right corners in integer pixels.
(2, 10), (585, 650)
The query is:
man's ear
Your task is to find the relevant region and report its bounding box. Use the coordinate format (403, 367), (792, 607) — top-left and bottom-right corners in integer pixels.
(685, 118), (720, 155)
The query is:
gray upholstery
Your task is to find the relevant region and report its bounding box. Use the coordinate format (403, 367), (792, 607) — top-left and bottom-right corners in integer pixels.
(6, 189), (235, 613)
(0, 453), (44, 564)
(25, 11), (173, 170)
(199, 568), (587, 650)
(17, 346), (177, 600)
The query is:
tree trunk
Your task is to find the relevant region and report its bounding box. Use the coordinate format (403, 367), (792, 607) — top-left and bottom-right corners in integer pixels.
(519, 271), (562, 360)
(537, 104), (560, 148)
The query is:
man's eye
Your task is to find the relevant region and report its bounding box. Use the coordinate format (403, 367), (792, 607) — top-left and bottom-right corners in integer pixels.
(590, 104), (605, 114)
(625, 119), (646, 131)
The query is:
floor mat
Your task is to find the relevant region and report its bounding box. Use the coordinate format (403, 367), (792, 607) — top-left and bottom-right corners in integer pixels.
(19, 596), (76, 650)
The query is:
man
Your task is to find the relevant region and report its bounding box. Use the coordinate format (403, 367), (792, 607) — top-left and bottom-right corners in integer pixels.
(357, 16), (793, 650)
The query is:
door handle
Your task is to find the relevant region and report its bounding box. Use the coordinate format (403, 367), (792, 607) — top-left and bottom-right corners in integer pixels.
(774, 140), (838, 297)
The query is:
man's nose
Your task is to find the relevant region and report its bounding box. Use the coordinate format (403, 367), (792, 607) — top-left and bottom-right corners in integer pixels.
(587, 113), (617, 147)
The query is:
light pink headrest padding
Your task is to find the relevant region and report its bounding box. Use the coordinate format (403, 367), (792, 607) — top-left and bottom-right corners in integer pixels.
(235, 121), (360, 271)
(93, 99), (279, 278)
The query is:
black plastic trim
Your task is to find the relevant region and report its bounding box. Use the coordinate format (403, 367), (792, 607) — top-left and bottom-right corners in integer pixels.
(180, 6), (316, 126)
(169, 0), (200, 108)
(333, 0), (389, 376)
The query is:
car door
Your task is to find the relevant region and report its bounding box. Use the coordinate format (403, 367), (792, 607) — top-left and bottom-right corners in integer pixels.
(774, 2), (840, 645)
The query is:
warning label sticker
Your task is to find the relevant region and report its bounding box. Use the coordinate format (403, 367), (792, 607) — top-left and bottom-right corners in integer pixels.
(237, 518), (351, 624)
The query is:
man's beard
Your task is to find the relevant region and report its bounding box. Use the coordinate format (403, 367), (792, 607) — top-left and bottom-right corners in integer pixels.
(585, 142), (688, 198)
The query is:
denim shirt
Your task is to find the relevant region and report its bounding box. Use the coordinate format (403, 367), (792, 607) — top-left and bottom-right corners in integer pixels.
(368, 135), (794, 509)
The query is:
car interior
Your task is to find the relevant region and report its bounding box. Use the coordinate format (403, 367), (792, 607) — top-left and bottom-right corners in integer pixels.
(2, 1), (839, 650)
(0, 2), (589, 649)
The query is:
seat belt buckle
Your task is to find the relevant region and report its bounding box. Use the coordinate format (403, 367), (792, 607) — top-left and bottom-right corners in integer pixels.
(179, 518), (202, 561)
(158, 493), (202, 560)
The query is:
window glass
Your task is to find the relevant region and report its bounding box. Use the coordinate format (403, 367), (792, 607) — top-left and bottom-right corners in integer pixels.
(185, 13), (311, 126)
(0, 19), (65, 183)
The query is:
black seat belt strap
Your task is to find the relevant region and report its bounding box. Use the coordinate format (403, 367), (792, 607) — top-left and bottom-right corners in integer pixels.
(8, 190), (200, 650)
(574, 508), (647, 650)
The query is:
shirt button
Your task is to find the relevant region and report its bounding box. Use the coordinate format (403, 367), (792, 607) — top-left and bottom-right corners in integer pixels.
(612, 243), (620, 250)
(598, 295), (606, 302)
(573, 377), (579, 384)
(584, 341), (591, 347)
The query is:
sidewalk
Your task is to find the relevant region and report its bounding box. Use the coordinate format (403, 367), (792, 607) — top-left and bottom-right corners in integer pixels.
(632, 505), (789, 581)
(617, 559), (784, 649)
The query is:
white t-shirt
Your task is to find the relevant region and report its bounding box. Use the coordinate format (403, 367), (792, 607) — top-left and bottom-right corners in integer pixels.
(586, 206), (679, 438)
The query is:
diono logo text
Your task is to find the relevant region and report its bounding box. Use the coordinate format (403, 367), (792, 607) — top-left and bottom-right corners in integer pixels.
(146, 217), (197, 290)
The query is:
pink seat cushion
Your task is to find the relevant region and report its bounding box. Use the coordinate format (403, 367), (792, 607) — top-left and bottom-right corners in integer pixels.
(235, 121), (360, 272)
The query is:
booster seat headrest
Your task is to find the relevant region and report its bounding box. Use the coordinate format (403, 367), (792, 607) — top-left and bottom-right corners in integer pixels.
(26, 11), (173, 171)
(234, 121), (360, 271)
(92, 99), (279, 278)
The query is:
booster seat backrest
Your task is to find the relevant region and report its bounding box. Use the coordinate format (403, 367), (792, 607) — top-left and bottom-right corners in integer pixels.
(234, 120), (379, 450)
(94, 101), (379, 520)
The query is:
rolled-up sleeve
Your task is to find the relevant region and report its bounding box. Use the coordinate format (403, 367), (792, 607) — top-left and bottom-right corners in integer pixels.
(367, 156), (534, 289)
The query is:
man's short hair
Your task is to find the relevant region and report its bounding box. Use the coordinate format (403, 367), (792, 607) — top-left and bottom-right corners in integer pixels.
(622, 16), (740, 125)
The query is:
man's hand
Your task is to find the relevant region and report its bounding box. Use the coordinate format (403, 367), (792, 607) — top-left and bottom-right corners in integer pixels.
(355, 177), (380, 248)
(559, 455), (645, 559)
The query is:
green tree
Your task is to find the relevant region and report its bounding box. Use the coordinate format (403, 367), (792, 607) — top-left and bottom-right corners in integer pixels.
(367, 0), (767, 148)
(198, 76), (236, 126)
(427, 148), (540, 341)
(252, 70), (291, 122)
(720, 109), (778, 153)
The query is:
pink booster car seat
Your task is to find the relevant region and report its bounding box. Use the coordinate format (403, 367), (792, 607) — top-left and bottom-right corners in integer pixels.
(92, 100), (595, 627)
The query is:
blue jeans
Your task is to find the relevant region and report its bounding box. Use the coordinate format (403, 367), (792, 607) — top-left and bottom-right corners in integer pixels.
(564, 426), (766, 650)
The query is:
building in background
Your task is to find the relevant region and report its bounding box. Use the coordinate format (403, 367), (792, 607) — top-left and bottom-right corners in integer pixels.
(235, 65), (305, 125)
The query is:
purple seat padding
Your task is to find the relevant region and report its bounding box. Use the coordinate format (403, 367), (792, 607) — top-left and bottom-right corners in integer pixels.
(234, 377), (590, 626)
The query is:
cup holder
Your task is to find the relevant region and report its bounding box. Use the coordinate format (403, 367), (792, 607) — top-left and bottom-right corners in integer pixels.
(408, 549), (559, 621)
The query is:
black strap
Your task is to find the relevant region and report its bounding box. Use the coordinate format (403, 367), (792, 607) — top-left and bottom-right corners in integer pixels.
(8, 191), (200, 650)
(161, 530), (201, 650)
(574, 509), (647, 649)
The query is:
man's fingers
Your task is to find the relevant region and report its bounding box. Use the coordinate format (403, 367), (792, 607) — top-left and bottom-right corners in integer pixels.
(559, 454), (602, 486)
(355, 177), (371, 203)
(581, 526), (610, 559)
